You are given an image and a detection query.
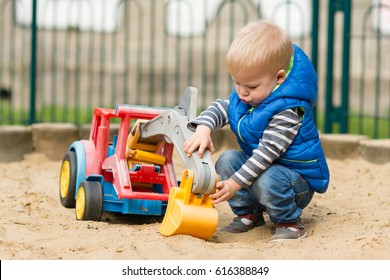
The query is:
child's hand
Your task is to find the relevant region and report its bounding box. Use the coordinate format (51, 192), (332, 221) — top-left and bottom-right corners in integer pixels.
(210, 179), (241, 204)
(184, 125), (215, 158)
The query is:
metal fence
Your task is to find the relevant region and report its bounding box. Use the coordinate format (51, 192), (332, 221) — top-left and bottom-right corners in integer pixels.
(0, 0), (389, 139)
(0, 0), (318, 124)
(348, 0), (390, 138)
(324, 0), (390, 138)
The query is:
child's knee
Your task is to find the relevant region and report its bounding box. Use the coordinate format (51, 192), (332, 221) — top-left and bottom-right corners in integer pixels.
(216, 150), (247, 173)
(216, 150), (242, 163)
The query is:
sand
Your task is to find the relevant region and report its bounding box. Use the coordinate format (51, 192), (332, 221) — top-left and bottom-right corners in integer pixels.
(0, 152), (389, 260)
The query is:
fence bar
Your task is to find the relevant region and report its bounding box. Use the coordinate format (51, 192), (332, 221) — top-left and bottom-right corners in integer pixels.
(28, 0), (38, 124)
(311, 0), (319, 122)
(311, 0), (319, 71)
(324, 0), (352, 133)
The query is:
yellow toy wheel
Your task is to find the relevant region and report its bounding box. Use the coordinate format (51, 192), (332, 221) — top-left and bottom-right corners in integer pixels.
(75, 181), (103, 221)
(75, 186), (86, 220)
(59, 151), (77, 208)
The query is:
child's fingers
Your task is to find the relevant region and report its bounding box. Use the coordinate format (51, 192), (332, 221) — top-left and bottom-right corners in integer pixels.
(208, 142), (215, 154)
(184, 138), (200, 156)
(210, 182), (228, 204)
(197, 142), (211, 157)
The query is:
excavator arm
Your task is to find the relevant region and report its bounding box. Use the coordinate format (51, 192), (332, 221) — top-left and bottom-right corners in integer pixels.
(138, 86), (219, 240)
(139, 86), (216, 195)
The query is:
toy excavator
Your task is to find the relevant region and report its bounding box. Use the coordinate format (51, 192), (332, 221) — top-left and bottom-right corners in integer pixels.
(59, 86), (218, 240)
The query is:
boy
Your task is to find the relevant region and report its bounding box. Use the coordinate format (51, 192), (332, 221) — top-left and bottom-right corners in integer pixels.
(183, 21), (329, 242)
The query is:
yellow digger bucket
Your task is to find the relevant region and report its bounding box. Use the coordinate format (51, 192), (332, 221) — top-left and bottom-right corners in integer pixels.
(159, 169), (218, 240)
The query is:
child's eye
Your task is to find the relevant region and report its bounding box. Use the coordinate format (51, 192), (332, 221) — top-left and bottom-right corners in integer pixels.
(248, 86), (258, 90)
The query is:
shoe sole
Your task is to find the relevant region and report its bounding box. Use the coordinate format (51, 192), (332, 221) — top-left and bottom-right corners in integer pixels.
(268, 231), (307, 242)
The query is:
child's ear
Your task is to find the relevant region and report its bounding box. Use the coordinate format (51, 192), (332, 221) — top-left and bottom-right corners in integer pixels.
(276, 69), (287, 84)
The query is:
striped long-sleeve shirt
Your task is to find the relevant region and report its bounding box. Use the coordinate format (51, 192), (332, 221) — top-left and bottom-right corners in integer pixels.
(189, 99), (303, 188)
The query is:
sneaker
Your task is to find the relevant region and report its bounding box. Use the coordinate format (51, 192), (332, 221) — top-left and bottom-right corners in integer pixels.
(269, 220), (307, 242)
(222, 213), (265, 233)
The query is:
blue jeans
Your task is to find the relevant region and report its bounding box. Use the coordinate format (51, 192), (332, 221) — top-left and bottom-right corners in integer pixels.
(215, 150), (314, 224)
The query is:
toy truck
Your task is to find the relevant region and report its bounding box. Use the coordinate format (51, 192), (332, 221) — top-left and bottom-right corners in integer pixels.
(59, 87), (218, 239)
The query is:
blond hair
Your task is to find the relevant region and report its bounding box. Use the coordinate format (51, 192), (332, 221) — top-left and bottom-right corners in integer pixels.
(226, 21), (293, 75)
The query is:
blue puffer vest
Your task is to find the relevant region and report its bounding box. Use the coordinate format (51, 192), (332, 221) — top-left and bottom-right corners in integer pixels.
(228, 45), (329, 193)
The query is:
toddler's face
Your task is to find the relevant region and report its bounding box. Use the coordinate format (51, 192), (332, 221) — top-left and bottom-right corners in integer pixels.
(231, 68), (285, 107)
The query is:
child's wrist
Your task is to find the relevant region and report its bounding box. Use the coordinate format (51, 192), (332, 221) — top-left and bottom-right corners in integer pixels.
(196, 124), (212, 135)
(227, 178), (241, 191)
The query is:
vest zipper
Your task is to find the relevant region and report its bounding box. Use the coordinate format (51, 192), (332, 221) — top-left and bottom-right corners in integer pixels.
(279, 157), (318, 163)
(237, 107), (255, 143)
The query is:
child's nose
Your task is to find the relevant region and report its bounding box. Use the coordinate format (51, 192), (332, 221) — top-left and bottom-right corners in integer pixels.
(236, 85), (248, 96)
